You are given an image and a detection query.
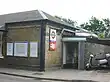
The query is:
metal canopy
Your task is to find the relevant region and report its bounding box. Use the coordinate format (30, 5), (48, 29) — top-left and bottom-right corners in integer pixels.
(86, 38), (110, 46)
(0, 25), (6, 32)
(62, 37), (86, 42)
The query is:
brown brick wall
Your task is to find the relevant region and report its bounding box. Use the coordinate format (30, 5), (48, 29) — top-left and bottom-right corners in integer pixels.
(7, 27), (40, 42)
(1, 24), (41, 70)
(45, 25), (62, 70)
(84, 42), (110, 67)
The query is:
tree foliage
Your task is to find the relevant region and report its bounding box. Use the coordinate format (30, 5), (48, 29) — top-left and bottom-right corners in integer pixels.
(103, 18), (110, 38)
(55, 15), (110, 38)
(55, 16), (77, 27)
(80, 16), (110, 38)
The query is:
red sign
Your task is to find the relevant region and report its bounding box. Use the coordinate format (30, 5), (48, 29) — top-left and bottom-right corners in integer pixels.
(49, 41), (56, 51)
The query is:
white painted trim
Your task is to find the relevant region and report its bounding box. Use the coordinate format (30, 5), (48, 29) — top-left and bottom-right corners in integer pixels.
(62, 37), (86, 42)
(76, 32), (98, 38)
(63, 42), (66, 64)
(60, 28), (75, 36)
(0, 25), (4, 28)
(38, 10), (48, 19)
(60, 28), (98, 38)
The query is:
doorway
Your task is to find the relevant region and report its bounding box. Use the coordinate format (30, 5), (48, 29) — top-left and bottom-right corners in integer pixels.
(62, 42), (78, 69)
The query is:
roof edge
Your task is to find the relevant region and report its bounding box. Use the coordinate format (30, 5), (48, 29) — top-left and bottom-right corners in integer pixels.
(38, 10), (48, 19)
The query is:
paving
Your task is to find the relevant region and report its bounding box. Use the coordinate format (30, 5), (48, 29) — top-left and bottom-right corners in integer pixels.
(0, 74), (65, 82)
(0, 68), (110, 82)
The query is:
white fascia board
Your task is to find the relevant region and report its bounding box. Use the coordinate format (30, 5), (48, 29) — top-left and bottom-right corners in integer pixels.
(62, 37), (86, 42)
(76, 32), (98, 38)
(76, 33), (91, 36)
(91, 34), (98, 38)
(63, 28), (75, 33)
(38, 10), (48, 19)
(0, 25), (4, 28)
(60, 28), (75, 35)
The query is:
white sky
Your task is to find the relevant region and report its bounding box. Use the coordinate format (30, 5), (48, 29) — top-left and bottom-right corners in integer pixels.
(0, 0), (110, 24)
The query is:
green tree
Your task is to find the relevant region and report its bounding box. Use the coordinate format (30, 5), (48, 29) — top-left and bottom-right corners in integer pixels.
(55, 16), (77, 27)
(81, 17), (105, 34)
(102, 18), (110, 38)
(55, 16), (110, 38)
(80, 16), (108, 38)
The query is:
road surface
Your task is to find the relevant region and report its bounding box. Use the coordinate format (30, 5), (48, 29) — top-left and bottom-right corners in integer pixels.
(0, 74), (64, 82)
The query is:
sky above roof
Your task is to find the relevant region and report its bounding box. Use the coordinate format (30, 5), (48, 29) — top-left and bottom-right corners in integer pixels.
(0, 0), (110, 25)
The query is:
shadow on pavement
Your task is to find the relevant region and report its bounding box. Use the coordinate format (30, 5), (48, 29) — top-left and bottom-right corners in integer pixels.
(67, 80), (98, 82)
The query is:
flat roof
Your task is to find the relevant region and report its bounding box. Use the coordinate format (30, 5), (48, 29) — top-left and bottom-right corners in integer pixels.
(87, 38), (110, 46)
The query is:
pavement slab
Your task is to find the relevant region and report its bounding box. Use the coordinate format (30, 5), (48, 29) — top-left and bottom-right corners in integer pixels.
(0, 68), (109, 82)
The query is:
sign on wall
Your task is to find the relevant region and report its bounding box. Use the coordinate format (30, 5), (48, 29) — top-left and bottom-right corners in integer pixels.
(50, 29), (56, 41)
(30, 42), (38, 57)
(14, 42), (28, 57)
(49, 41), (56, 51)
(7, 43), (13, 56)
(49, 29), (56, 51)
